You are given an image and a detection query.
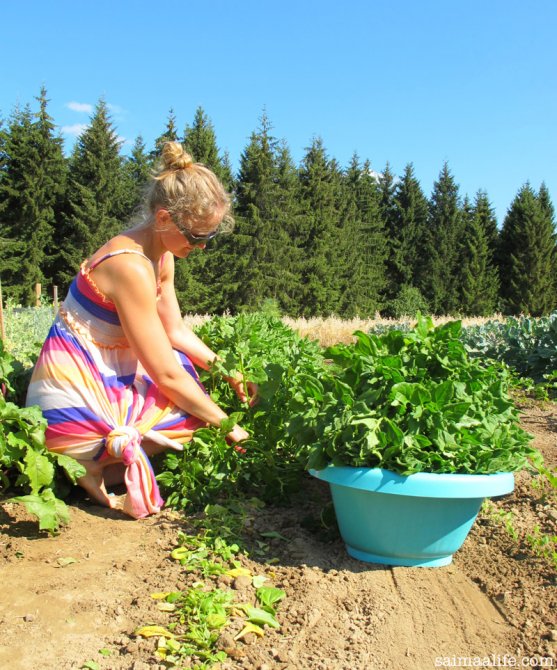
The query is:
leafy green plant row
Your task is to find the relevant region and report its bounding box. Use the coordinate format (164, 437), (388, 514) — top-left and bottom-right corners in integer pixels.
(6, 303), (557, 385)
(159, 313), (550, 515)
(2, 311), (555, 533)
(460, 313), (557, 383)
(0, 339), (85, 532)
(135, 502), (286, 669)
(157, 313), (329, 508)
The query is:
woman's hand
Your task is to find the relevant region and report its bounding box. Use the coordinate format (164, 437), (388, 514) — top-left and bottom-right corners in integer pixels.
(226, 424), (250, 454)
(225, 374), (259, 406)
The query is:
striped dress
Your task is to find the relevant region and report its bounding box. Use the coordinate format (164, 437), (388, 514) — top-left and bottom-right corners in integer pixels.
(26, 250), (204, 518)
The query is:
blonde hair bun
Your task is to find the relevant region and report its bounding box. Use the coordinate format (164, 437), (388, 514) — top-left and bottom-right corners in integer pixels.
(145, 140), (234, 233)
(161, 141), (194, 171)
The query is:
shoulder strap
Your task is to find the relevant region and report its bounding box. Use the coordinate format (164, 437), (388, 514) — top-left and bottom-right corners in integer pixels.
(87, 249), (151, 272)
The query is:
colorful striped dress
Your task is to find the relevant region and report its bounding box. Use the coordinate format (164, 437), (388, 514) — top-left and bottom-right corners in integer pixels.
(26, 250), (204, 518)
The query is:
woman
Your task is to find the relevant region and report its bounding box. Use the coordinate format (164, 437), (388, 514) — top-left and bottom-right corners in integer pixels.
(27, 142), (255, 518)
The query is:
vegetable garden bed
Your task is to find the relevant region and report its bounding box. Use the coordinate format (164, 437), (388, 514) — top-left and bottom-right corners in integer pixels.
(1, 311), (556, 668)
(0, 408), (555, 669)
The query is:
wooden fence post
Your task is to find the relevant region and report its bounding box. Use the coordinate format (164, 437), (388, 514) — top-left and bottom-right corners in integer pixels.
(35, 283), (42, 307)
(53, 285), (58, 309)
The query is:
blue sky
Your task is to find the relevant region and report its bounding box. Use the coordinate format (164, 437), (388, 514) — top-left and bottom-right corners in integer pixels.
(2, 0), (555, 225)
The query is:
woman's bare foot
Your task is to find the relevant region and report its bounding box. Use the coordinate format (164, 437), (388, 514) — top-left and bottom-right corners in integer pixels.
(75, 444), (167, 509)
(77, 460), (117, 508)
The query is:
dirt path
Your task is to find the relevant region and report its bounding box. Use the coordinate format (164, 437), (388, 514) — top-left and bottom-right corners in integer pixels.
(1, 402), (555, 670)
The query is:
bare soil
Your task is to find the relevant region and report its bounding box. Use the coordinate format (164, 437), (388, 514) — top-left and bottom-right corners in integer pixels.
(1, 401), (556, 670)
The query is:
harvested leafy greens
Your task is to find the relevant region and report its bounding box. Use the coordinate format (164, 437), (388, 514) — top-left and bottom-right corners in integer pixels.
(289, 315), (540, 475)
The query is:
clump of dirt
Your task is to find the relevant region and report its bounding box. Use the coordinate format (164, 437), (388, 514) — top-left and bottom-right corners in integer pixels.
(1, 402), (555, 670)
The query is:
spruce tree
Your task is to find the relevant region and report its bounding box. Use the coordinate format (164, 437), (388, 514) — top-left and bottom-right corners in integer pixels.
(224, 113), (301, 313)
(35, 88), (69, 289)
(54, 99), (124, 290)
(183, 107), (233, 189)
(378, 163), (399, 300)
(473, 190), (498, 261)
(172, 109), (236, 314)
(221, 151), (235, 193)
(499, 183), (556, 315)
(389, 163), (430, 310)
(0, 115), (7, 182)
(336, 155), (386, 317)
(360, 160), (389, 311)
(420, 162), (463, 314)
(0, 114), (25, 290)
(0, 90), (66, 304)
(149, 109), (180, 164)
(538, 183), (555, 220)
(458, 196), (499, 315)
(0, 116), (7, 269)
(0, 105), (36, 303)
(297, 137), (343, 316)
(538, 183), (557, 302)
(273, 141), (306, 315)
(121, 135), (151, 220)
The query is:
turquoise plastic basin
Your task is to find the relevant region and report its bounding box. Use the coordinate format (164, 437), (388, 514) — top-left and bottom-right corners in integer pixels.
(310, 467), (514, 567)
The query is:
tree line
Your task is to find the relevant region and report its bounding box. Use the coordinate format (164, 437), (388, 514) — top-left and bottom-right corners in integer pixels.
(0, 88), (555, 318)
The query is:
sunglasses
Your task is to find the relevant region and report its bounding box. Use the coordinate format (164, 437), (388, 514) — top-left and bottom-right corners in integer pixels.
(175, 220), (221, 246)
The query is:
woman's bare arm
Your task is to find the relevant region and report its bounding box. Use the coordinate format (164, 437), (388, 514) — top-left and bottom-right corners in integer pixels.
(156, 254), (258, 404)
(96, 254), (235, 430)
(156, 254), (219, 370)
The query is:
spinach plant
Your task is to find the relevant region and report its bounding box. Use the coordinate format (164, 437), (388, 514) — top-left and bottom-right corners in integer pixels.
(0, 338), (84, 532)
(289, 315), (542, 475)
(157, 313), (327, 508)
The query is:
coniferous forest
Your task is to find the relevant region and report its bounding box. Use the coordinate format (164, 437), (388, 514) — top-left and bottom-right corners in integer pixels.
(1, 89), (555, 318)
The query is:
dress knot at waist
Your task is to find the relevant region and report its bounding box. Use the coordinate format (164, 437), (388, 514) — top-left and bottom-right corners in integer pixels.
(106, 426), (142, 465)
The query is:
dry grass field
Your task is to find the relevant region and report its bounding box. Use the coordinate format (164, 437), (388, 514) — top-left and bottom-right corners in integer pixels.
(182, 313), (506, 347)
